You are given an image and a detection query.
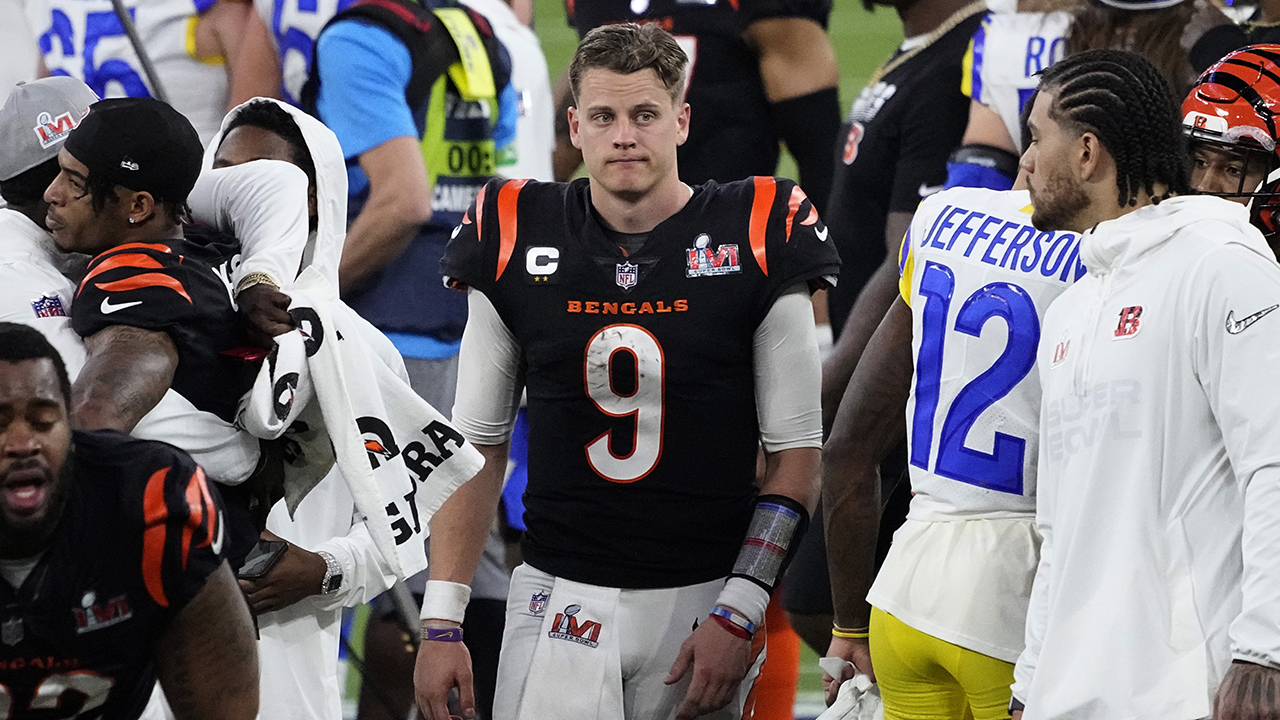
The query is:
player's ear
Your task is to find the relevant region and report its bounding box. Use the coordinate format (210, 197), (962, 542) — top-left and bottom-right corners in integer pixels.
(568, 105), (583, 150)
(1077, 131), (1103, 183)
(124, 190), (156, 226)
(675, 102), (690, 146)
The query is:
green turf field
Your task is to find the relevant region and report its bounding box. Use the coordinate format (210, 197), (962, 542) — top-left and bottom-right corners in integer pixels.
(523, 2), (907, 711)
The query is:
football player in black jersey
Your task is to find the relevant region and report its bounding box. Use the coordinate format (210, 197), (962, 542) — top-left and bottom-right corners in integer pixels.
(43, 98), (264, 568)
(414, 23), (838, 720)
(0, 322), (258, 719)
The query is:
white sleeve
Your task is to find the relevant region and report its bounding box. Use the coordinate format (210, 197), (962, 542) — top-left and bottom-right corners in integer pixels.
(451, 289), (523, 446)
(187, 160), (311, 288)
(1012, 439), (1052, 702)
(131, 390), (261, 484)
(754, 285), (823, 453)
(312, 519), (399, 610)
(1186, 244), (1280, 669)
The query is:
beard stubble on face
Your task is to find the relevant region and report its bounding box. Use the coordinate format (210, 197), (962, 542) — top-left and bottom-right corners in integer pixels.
(0, 457), (73, 560)
(1031, 164), (1091, 232)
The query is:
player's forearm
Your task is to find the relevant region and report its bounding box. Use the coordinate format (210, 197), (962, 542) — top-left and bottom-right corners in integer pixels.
(72, 326), (178, 432)
(759, 447), (821, 515)
(426, 442), (509, 588)
(823, 299), (912, 629)
(155, 563), (259, 720)
(339, 187), (430, 291)
(822, 259), (901, 432)
(207, 0), (280, 105)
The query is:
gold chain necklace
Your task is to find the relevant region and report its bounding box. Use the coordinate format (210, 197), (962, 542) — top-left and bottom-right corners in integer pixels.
(867, 0), (988, 87)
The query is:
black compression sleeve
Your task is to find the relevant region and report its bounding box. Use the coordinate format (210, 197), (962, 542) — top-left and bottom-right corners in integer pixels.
(771, 87), (841, 216)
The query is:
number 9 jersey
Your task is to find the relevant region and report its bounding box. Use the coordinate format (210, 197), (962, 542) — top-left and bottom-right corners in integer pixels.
(442, 176), (839, 589)
(898, 186), (1086, 521)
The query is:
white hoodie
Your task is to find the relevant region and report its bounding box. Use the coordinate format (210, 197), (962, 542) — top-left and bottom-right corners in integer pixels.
(198, 99), (399, 720)
(1013, 196), (1280, 720)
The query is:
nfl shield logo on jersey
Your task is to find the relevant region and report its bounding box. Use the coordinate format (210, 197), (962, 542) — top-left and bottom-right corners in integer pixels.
(616, 262), (639, 290)
(528, 591), (549, 617)
(30, 294), (66, 318)
(1, 618), (21, 646)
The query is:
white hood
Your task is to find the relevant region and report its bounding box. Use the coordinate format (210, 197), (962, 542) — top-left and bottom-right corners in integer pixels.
(1081, 195), (1272, 276)
(203, 98), (348, 288)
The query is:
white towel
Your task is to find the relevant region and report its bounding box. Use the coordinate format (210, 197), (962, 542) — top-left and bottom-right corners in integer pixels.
(815, 659), (883, 720)
(236, 267), (484, 578)
(516, 577), (625, 720)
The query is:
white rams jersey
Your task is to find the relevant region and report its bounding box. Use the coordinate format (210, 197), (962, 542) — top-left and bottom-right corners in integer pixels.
(898, 187), (1084, 521)
(25, 0), (229, 145)
(254, 0), (354, 106)
(963, 10), (1070, 153)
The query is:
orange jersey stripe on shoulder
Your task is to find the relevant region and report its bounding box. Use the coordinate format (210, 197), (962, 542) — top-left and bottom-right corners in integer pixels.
(100, 242), (174, 257)
(142, 467), (171, 608)
(94, 273), (192, 304)
(784, 187), (801, 241)
(495, 179), (530, 281)
(181, 466), (218, 569)
(749, 177), (776, 276)
(78, 253), (165, 295)
(474, 184), (487, 241)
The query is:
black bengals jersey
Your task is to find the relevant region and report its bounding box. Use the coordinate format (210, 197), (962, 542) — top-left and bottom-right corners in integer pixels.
(567, 0), (831, 184)
(826, 10), (982, 330)
(0, 431), (225, 720)
(442, 177), (839, 588)
(71, 226), (251, 423)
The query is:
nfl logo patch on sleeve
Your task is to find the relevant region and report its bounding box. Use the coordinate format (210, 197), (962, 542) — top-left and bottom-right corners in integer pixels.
(30, 294), (67, 318)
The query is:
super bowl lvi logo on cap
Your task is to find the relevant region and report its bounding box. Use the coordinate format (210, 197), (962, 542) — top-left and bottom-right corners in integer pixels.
(0, 76), (99, 183)
(33, 109), (89, 150)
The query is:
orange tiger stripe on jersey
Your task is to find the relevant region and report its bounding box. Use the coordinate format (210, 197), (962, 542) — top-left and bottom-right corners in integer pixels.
(95, 273), (193, 303)
(100, 242), (174, 257)
(142, 467), (171, 608)
(784, 185), (807, 242)
(495, 179), (530, 280)
(182, 467), (218, 568)
(77, 253), (165, 295)
(474, 184), (487, 240)
(749, 177), (776, 276)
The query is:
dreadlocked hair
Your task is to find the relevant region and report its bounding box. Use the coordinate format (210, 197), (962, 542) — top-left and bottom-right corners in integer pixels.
(1040, 48), (1190, 208)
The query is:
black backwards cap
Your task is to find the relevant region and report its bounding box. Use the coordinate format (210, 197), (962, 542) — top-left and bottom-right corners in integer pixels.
(63, 97), (202, 204)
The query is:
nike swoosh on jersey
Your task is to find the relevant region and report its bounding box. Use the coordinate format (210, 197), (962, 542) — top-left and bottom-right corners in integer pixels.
(100, 297), (142, 314)
(815, 226), (829, 242)
(919, 183), (945, 197)
(210, 510), (225, 555)
(1226, 304), (1280, 334)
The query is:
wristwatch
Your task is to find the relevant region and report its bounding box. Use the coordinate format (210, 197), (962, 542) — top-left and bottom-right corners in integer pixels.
(317, 551), (343, 595)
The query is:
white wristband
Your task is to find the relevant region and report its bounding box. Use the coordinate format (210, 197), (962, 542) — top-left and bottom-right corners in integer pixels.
(419, 580), (472, 623)
(714, 577), (770, 628)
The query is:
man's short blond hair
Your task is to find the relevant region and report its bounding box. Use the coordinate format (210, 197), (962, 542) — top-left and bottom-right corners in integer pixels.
(568, 23), (688, 105)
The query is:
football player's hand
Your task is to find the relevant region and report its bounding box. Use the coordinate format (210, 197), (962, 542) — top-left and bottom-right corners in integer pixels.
(415, 626), (476, 720)
(1011, 712), (1023, 720)
(1214, 660), (1280, 719)
(237, 531), (327, 613)
(665, 617), (752, 720)
(238, 283), (295, 344)
(822, 635), (874, 706)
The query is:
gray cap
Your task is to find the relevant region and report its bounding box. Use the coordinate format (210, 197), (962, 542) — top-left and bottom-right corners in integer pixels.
(0, 77), (99, 181)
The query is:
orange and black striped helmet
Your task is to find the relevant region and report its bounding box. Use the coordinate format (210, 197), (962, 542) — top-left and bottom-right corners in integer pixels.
(1184, 45), (1280, 241)
(1183, 44), (1280, 160)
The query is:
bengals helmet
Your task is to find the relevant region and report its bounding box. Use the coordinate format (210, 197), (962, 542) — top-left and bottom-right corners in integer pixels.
(1183, 45), (1280, 243)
